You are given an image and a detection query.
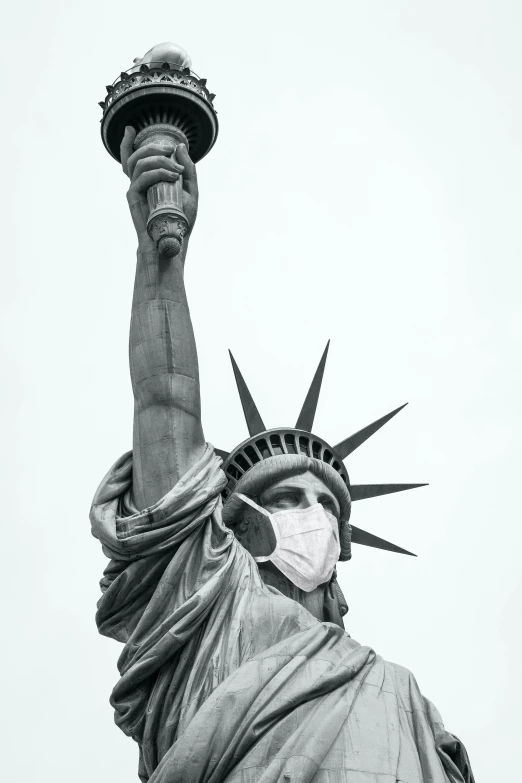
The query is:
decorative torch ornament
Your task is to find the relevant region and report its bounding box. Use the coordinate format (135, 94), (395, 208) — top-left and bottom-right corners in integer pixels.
(99, 42), (218, 258)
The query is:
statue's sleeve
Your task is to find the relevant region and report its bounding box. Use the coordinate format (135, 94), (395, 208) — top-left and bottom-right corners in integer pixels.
(424, 699), (476, 783)
(90, 444), (228, 643)
(390, 663), (475, 783)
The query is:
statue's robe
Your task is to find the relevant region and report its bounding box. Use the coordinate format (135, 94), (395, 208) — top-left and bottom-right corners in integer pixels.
(91, 446), (474, 783)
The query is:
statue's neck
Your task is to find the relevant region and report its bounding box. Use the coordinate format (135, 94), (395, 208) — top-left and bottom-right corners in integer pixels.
(256, 562), (327, 622)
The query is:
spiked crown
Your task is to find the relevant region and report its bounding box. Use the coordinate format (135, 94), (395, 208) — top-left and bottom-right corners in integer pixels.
(219, 342), (426, 557)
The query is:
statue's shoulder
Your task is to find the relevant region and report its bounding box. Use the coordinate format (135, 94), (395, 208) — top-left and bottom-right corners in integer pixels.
(375, 657), (445, 728)
(382, 658), (421, 689)
(378, 659), (475, 781)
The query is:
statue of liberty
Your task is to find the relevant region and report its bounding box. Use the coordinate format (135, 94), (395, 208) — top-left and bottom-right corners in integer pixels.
(91, 43), (475, 783)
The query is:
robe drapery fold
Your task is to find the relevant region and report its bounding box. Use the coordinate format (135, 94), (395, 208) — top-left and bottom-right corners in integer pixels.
(90, 445), (472, 783)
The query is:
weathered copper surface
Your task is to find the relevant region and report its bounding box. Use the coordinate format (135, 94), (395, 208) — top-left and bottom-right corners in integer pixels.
(91, 42), (474, 783)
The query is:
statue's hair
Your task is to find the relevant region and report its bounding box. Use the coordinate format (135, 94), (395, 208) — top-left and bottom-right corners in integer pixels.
(221, 454), (352, 561)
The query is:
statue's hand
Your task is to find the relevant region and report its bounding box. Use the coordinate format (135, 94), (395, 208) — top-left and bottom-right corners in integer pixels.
(120, 126), (199, 247)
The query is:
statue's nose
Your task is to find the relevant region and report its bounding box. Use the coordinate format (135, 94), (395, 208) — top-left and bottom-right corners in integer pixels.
(302, 491), (319, 508)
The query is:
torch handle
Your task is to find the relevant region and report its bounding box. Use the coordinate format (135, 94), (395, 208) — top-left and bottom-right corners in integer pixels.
(134, 125), (190, 259)
(146, 169), (189, 259)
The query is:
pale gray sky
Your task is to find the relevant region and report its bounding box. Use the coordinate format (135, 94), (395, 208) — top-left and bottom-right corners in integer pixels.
(1, 1), (521, 780)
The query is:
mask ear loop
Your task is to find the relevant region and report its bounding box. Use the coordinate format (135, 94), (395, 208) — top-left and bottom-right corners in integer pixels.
(235, 493), (270, 517)
(235, 493), (280, 563)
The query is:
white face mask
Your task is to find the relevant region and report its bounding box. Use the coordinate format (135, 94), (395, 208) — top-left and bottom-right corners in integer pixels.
(236, 493), (341, 593)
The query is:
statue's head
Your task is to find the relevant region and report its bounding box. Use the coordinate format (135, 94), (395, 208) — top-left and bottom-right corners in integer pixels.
(219, 342), (424, 584)
(222, 456), (352, 615)
(222, 455), (352, 561)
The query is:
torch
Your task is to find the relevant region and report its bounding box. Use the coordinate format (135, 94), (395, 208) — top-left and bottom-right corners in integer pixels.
(99, 42), (218, 258)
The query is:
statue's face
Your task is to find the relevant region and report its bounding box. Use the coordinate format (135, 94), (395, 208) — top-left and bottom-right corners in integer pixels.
(258, 471), (340, 520)
(234, 470), (340, 559)
(233, 470), (341, 621)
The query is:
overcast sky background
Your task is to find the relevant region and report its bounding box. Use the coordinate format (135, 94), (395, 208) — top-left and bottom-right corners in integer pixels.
(1, 1), (521, 780)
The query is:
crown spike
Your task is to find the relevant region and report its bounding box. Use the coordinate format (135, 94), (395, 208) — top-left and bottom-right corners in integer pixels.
(350, 483), (427, 501)
(334, 403), (408, 460)
(351, 525), (416, 556)
(295, 341), (330, 431)
(229, 351), (266, 436)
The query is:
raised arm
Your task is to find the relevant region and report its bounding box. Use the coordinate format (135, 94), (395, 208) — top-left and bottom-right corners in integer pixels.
(121, 127), (205, 510)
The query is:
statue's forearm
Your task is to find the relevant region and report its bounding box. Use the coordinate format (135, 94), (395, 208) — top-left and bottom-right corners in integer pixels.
(130, 242), (205, 510)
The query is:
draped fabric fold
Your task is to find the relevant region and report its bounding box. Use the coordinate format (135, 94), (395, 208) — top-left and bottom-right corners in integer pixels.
(90, 445), (473, 783)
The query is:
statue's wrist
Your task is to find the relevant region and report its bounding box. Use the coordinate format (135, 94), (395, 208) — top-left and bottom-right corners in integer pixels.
(137, 232), (155, 254)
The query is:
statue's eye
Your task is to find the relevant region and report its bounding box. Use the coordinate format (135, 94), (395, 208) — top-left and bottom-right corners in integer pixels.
(273, 492), (299, 507)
